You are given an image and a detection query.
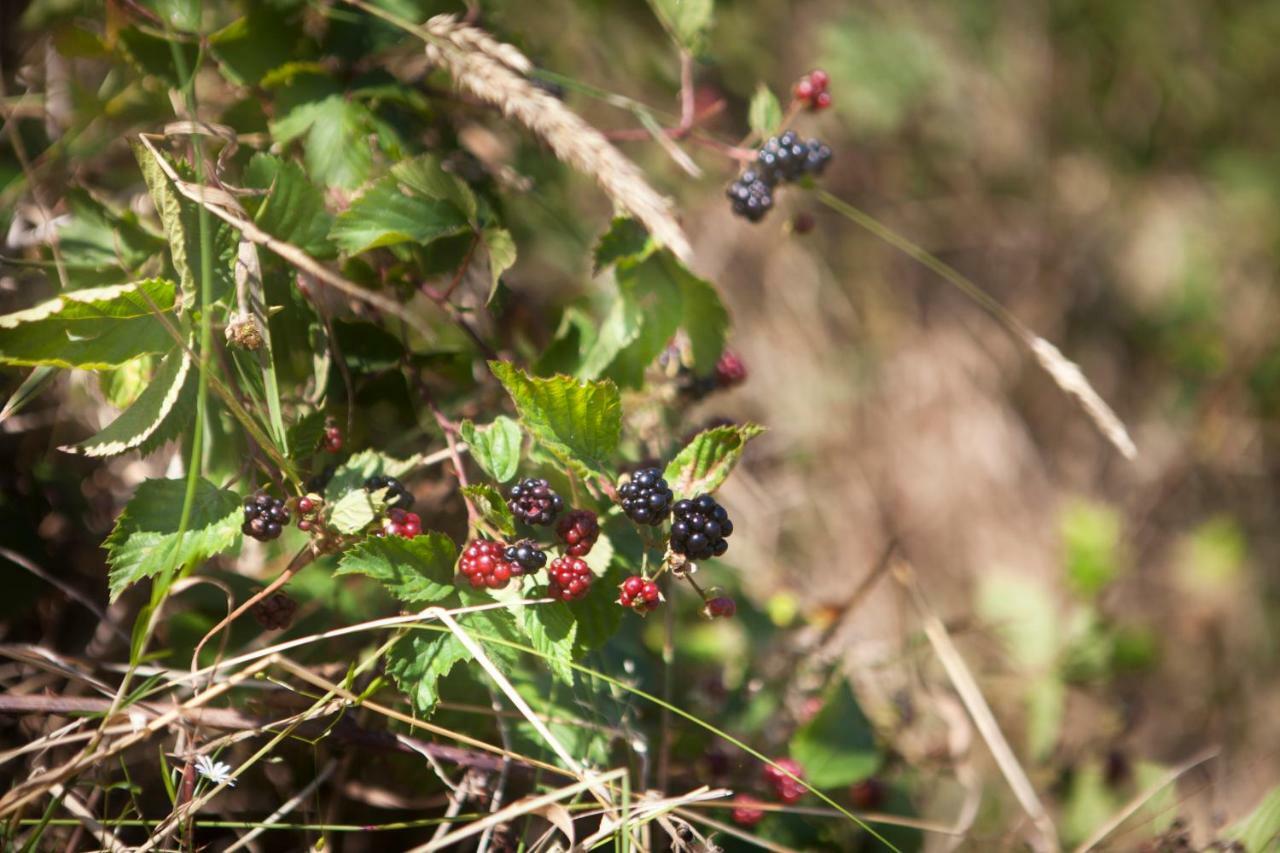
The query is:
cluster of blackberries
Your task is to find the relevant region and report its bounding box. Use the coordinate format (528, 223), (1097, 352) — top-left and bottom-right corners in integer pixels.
(555, 509), (599, 557)
(547, 556), (593, 601)
(507, 478), (563, 526)
(322, 422), (342, 453)
(618, 575), (662, 613)
(252, 592), (297, 631)
(504, 539), (547, 573)
(794, 68), (832, 111)
(243, 494), (290, 541)
(617, 468), (674, 526)
(728, 131), (832, 222)
(459, 539), (519, 589)
(670, 494), (733, 560)
(364, 474), (413, 510)
(378, 508), (422, 539)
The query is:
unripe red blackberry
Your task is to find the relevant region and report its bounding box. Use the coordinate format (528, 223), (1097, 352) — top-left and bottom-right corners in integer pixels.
(458, 539), (518, 589)
(252, 592), (297, 630)
(322, 423), (343, 453)
(670, 494), (733, 560)
(849, 778), (885, 811)
(364, 474), (413, 510)
(507, 478), (563, 526)
(731, 795), (767, 827)
(378, 508), (421, 538)
(555, 509), (600, 557)
(504, 539), (548, 573)
(763, 758), (807, 804)
(547, 555), (593, 601)
(617, 468), (673, 526)
(243, 493), (289, 541)
(714, 350), (747, 388)
(618, 575), (662, 613)
(704, 595), (737, 619)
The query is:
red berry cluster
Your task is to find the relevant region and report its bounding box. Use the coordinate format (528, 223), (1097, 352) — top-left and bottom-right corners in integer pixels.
(555, 509), (599, 557)
(714, 350), (748, 388)
(794, 69), (831, 110)
(763, 758), (807, 804)
(731, 795), (767, 827)
(459, 539), (520, 589)
(295, 495), (321, 532)
(378, 507), (422, 538)
(322, 421), (343, 453)
(547, 556), (593, 601)
(618, 575), (662, 613)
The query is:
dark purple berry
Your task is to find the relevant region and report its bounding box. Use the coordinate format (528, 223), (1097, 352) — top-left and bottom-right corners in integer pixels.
(617, 468), (673, 526)
(507, 478), (564, 526)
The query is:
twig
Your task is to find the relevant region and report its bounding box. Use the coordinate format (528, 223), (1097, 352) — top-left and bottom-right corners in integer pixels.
(894, 561), (1058, 852)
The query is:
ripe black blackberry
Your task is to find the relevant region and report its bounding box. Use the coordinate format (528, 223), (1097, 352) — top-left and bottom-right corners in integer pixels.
(243, 493), (289, 541)
(617, 468), (674, 526)
(252, 592), (298, 631)
(726, 168), (775, 222)
(757, 131), (808, 183)
(364, 474), (413, 510)
(802, 138), (833, 175)
(504, 540), (547, 573)
(507, 478), (563, 526)
(670, 494), (733, 560)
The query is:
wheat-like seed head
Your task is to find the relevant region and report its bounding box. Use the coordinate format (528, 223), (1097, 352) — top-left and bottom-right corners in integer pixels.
(424, 15), (693, 264)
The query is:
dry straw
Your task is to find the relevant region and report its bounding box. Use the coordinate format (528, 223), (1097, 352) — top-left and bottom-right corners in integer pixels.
(422, 14), (693, 264)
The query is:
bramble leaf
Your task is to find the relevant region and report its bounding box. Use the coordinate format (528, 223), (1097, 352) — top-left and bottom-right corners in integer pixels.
(61, 345), (196, 457)
(489, 362), (621, 476)
(387, 629), (471, 715)
(481, 226), (517, 303)
(790, 679), (881, 788)
(324, 450), (421, 503)
(748, 83), (783, 137)
(337, 533), (459, 604)
(517, 602), (577, 686)
(593, 216), (653, 274)
(329, 176), (471, 254)
(327, 487), (385, 534)
(459, 416), (522, 483)
(105, 477), (242, 601)
(0, 279), (179, 369)
(664, 423), (764, 500)
(461, 484), (516, 538)
(245, 153), (333, 257)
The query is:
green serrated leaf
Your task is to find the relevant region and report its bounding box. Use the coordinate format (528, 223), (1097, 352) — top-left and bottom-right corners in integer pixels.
(324, 450), (421, 503)
(270, 95), (375, 190)
(336, 533), (459, 604)
(330, 176), (471, 254)
(489, 362), (621, 477)
(246, 153), (333, 258)
(387, 628), (471, 715)
(459, 416), (522, 483)
(461, 483), (516, 538)
(663, 423), (763, 500)
(390, 154), (477, 224)
(592, 217), (654, 274)
(791, 679), (881, 788)
(748, 83), (783, 137)
(481, 227), (516, 303)
(0, 279), (179, 369)
(603, 253), (684, 387)
(105, 478), (242, 601)
(517, 603), (577, 686)
(327, 487), (384, 534)
(286, 411), (327, 460)
(61, 345), (196, 457)
(671, 256), (729, 373)
(208, 6), (297, 87)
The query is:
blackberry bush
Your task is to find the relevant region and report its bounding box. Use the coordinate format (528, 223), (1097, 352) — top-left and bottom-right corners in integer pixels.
(670, 494), (734, 560)
(507, 478), (564, 526)
(617, 468), (674, 526)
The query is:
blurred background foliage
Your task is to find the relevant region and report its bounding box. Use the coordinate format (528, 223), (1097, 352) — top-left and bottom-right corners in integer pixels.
(3, 0), (1280, 849)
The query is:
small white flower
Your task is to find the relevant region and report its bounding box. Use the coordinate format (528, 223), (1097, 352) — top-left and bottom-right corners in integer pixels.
(195, 754), (237, 788)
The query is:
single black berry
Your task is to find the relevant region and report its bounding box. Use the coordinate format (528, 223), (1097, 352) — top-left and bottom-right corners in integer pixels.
(504, 539), (548, 573)
(364, 474), (413, 510)
(243, 493), (290, 542)
(617, 468), (673, 526)
(670, 494), (733, 560)
(507, 478), (563, 526)
(252, 592), (297, 630)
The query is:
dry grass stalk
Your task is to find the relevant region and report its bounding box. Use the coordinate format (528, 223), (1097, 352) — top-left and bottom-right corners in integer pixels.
(1025, 334), (1137, 460)
(422, 14), (694, 264)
